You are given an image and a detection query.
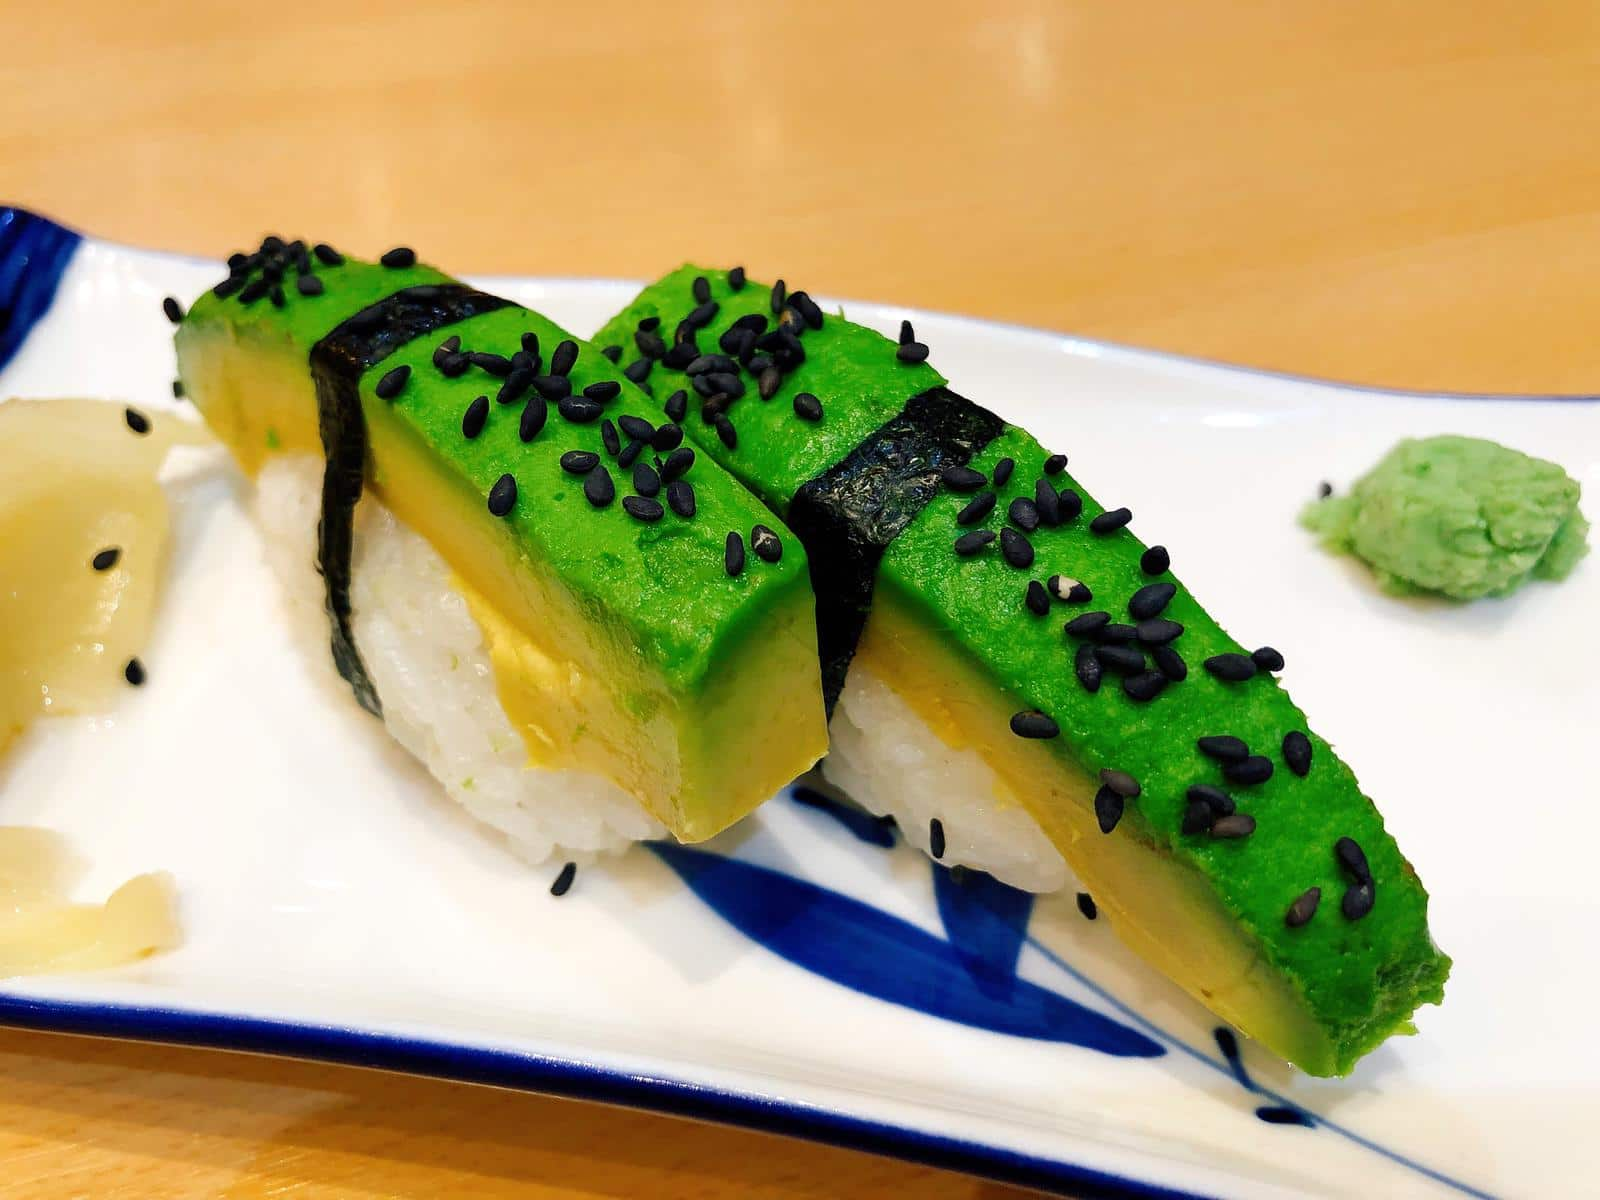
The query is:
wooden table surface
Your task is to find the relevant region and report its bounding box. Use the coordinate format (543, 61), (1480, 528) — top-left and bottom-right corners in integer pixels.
(4, 1), (1597, 1197)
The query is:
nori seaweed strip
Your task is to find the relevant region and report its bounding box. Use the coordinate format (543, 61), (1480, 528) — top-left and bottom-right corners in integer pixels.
(788, 386), (1004, 713)
(309, 284), (511, 714)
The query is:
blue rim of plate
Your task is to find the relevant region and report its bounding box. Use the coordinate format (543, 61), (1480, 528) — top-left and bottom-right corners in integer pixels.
(0, 993), (1211, 1200)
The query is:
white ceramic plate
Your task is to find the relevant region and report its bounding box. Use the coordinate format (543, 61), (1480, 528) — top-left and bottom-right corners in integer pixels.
(1, 210), (1595, 1199)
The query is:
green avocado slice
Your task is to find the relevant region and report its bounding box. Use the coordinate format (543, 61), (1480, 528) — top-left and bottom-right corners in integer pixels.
(175, 247), (827, 842)
(595, 266), (1450, 1075)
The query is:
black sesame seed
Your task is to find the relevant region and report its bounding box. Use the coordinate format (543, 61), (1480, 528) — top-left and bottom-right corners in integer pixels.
(728, 266), (746, 291)
(1123, 671), (1168, 702)
(124, 407), (151, 435)
(666, 479), (696, 518)
(519, 396), (547, 442)
(635, 328), (667, 359)
(956, 491), (997, 525)
(584, 466), (616, 508)
(929, 817), (946, 860)
(1048, 575), (1090, 604)
(1100, 769), (1141, 799)
(623, 495), (664, 522)
(162, 296), (184, 323)
(999, 528), (1034, 568)
(561, 450), (601, 474)
(638, 315), (662, 333)
(595, 419), (618, 456)
(435, 336), (461, 360)
(600, 344), (623, 363)
(269, 284), (286, 308)
(237, 278), (268, 305)
(1197, 735), (1249, 762)
(769, 279), (787, 314)
(1224, 755), (1274, 786)
(633, 462), (661, 497)
(618, 439), (646, 468)
(1285, 887), (1322, 928)
(550, 862), (577, 897)
(758, 365), (782, 400)
(123, 657), (145, 687)
(462, 394), (489, 439)
(688, 300), (720, 328)
(1153, 644), (1188, 681)
(227, 251), (249, 271)
(1094, 786), (1125, 834)
(704, 371), (745, 398)
(263, 262), (284, 284)
(487, 473), (517, 516)
(1181, 799), (1213, 835)
(1211, 814), (1256, 839)
(897, 341), (930, 364)
(1095, 645), (1146, 676)
(750, 525), (783, 562)
(665, 390), (689, 422)
(1057, 489), (1084, 521)
(894, 318), (914, 346)
(653, 423), (683, 452)
(791, 291), (823, 329)
(992, 458), (1014, 487)
(623, 359), (653, 384)
(296, 274), (324, 297)
(521, 331), (540, 358)
(1025, 580), (1050, 616)
(1090, 507), (1132, 535)
(1283, 731), (1313, 776)
(1098, 623), (1138, 643)
(212, 275), (245, 299)
(792, 392), (823, 421)
(1189, 784), (1235, 816)
(1317, 481), (1334, 499)
(1136, 618), (1184, 646)
(438, 353), (469, 378)
(470, 352), (513, 377)
(559, 397), (603, 423)
(1033, 479), (1061, 526)
(687, 354), (735, 376)
(1252, 646), (1286, 672)
(1204, 653), (1258, 682)
(1140, 545), (1171, 575)
(1076, 892), (1098, 920)
(1043, 453), (1068, 475)
(497, 369), (532, 405)
(533, 374), (572, 401)
(313, 242), (343, 266)
(1341, 882), (1375, 920)
(583, 380), (622, 403)
(1010, 710), (1060, 739)
(1335, 836), (1371, 883)
(660, 447), (696, 481)
(691, 275), (712, 304)
(954, 529), (996, 556)
(1007, 497), (1040, 533)
(714, 414), (737, 448)
(1075, 642), (1102, 692)
(380, 246), (416, 269)
(618, 414), (655, 442)
(1064, 611), (1111, 638)
(1128, 583), (1177, 620)
(91, 547), (121, 571)
(725, 531), (746, 576)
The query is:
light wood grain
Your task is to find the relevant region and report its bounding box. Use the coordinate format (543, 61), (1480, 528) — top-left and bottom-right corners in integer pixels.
(4, 1), (1598, 1196)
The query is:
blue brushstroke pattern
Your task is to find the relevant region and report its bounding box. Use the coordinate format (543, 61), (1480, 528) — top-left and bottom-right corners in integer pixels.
(931, 863), (1034, 997)
(1213, 1026), (1316, 1128)
(789, 786), (897, 847)
(650, 842), (1161, 1058)
(0, 208), (80, 373)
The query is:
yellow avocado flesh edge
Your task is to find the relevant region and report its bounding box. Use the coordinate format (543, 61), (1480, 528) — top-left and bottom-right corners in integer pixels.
(179, 326), (826, 841)
(855, 595), (1339, 1075)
